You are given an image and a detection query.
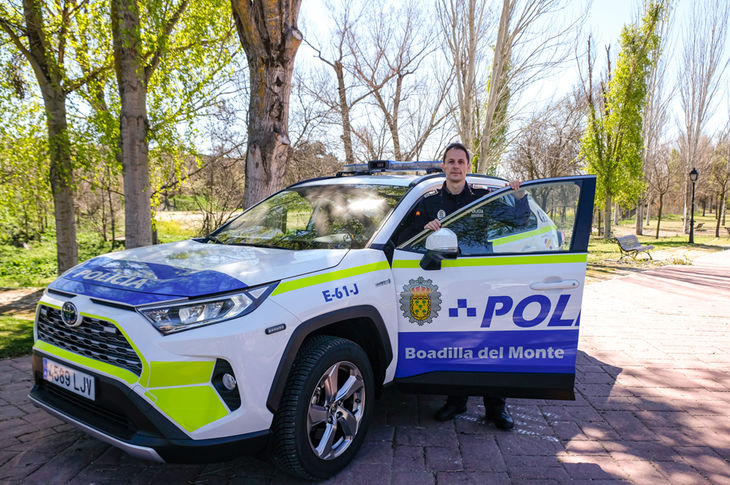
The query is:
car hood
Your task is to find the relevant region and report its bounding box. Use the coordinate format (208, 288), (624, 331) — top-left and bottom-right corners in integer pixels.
(50, 239), (348, 305)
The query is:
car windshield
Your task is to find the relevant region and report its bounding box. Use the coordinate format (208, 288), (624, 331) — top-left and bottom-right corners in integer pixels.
(210, 184), (408, 250)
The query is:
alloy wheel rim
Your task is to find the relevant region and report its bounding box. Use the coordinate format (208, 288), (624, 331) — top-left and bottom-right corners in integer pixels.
(306, 361), (365, 460)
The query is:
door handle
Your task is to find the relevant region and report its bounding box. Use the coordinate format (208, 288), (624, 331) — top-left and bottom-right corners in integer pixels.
(529, 280), (580, 291)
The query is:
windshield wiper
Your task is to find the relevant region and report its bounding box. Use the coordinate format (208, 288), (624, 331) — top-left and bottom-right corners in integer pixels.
(205, 234), (227, 244)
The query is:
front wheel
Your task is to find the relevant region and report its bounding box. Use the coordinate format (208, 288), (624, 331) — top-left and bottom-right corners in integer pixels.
(272, 335), (374, 480)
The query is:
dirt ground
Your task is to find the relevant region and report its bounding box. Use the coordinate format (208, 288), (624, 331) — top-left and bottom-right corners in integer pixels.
(0, 288), (43, 319)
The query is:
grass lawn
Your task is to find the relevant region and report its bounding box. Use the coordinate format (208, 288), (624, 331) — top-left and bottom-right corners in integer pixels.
(0, 315), (34, 359)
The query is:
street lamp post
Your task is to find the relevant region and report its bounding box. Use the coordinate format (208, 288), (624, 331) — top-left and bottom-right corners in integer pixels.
(689, 168), (698, 244)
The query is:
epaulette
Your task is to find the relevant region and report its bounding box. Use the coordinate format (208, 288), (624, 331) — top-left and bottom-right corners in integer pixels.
(423, 190), (438, 198)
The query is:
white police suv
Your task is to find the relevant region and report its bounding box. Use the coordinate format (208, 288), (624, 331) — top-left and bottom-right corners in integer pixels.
(30, 161), (595, 479)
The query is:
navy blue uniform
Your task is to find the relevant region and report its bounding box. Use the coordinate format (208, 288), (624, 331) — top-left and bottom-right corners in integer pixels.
(398, 181), (529, 245)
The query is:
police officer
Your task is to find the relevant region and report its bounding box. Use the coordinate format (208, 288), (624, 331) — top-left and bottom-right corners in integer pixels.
(406, 141), (526, 430)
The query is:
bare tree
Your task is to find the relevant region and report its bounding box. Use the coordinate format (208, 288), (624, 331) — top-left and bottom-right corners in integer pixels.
(232, 0), (303, 208)
(348, 1), (451, 161)
(287, 71), (335, 149)
(677, 0), (730, 233)
(301, 2), (370, 162)
(285, 140), (342, 186)
(436, 0), (493, 154)
(477, 0), (582, 174)
(506, 89), (585, 180)
(637, 1), (674, 235)
(710, 126), (730, 235)
(647, 146), (679, 238)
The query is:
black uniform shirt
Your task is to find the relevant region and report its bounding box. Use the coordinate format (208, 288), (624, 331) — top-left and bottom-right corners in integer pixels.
(417, 182), (488, 225)
(397, 181), (529, 245)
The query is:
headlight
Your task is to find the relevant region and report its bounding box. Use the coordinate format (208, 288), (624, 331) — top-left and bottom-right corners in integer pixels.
(138, 284), (276, 335)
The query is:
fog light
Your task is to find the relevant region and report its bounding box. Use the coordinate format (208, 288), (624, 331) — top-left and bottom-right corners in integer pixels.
(222, 373), (237, 391)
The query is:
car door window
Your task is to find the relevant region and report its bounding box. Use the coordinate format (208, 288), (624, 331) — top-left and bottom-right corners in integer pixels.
(409, 181), (582, 255)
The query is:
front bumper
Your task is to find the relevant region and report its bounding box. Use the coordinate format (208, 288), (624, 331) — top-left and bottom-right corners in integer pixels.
(30, 352), (270, 463)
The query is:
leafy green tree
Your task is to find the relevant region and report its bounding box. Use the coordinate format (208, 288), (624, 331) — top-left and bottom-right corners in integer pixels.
(111, 0), (239, 247)
(0, 101), (52, 243)
(580, 2), (665, 238)
(0, 0), (112, 272)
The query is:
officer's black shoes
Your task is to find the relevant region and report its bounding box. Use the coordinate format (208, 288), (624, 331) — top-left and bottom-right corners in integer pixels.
(486, 406), (514, 430)
(434, 396), (514, 429)
(433, 396), (468, 421)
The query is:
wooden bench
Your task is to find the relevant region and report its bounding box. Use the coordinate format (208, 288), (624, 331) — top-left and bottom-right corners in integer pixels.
(725, 227), (730, 236)
(615, 235), (654, 260)
(694, 222), (704, 231)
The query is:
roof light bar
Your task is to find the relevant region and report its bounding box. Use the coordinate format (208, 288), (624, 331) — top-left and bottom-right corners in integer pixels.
(339, 160), (443, 175)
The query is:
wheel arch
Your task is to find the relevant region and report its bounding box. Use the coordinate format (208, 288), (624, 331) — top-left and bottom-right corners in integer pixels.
(266, 305), (392, 414)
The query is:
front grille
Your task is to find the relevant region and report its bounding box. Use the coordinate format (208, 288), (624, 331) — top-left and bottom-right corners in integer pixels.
(37, 305), (143, 376)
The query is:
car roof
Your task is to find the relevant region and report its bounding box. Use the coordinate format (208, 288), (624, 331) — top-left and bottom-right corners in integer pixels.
(291, 173), (509, 190)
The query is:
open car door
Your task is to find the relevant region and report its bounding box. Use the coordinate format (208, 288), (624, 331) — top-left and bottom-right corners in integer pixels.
(392, 176), (595, 399)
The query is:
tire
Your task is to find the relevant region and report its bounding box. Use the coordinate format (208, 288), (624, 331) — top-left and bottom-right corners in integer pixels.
(271, 335), (374, 480)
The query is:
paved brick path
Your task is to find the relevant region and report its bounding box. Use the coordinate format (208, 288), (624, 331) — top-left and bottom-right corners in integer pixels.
(1, 250), (729, 484)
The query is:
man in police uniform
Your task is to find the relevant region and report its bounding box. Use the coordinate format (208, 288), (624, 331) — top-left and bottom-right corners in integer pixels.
(407, 141), (526, 430)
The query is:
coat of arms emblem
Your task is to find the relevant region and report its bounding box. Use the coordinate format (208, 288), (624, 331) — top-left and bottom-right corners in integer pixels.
(399, 277), (441, 325)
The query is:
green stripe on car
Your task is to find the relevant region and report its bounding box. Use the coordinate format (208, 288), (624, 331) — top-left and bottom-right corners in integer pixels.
(147, 361), (215, 388)
(272, 261), (390, 295)
(148, 385), (229, 432)
(34, 340), (140, 385)
(393, 253), (586, 268)
(492, 225), (557, 246)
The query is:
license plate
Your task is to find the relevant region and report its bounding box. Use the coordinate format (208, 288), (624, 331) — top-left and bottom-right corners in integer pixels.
(42, 358), (95, 400)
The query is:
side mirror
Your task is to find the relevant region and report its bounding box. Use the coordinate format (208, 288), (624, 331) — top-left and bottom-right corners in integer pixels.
(420, 229), (458, 270)
(425, 228), (458, 254)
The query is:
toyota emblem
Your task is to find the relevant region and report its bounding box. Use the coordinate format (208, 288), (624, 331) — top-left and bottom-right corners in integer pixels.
(61, 302), (82, 328)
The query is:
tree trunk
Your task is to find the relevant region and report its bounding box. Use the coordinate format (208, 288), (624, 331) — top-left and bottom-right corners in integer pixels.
(44, 87), (78, 272)
(335, 61), (355, 162)
(656, 193), (663, 238)
(232, 0), (303, 208)
(645, 198), (651, 226)
(477, 0), (512, 174)
(112, 0), (153, 248)
(682, 174), (690, 233)
(603, 195), (612, 239)
(14, 0), (79, 272)
(107, 181), (117, 248)
(635, 199), (644, 235)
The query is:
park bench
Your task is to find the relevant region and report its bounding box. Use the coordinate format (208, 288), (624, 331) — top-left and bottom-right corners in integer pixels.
(725, 227), (730, 236)
(694, 222), (704, 231)
(615, 235), (654, 260)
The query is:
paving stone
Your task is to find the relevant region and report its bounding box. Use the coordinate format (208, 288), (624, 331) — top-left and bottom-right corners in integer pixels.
(352, 439), (393, 465)
(436, 471), (510, 484)
(458, 435), (506, 472)
(391, 470), (434, 485)
(392, 445), (424, 470)
(654, 460), (713, 485)
(424, 445), (462, 472)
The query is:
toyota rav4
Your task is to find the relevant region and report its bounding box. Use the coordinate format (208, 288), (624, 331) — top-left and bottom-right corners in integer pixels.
(30, 161), (595, 479)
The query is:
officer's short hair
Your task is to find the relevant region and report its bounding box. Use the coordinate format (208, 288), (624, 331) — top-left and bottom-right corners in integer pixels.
(442, 142), (470, 163)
